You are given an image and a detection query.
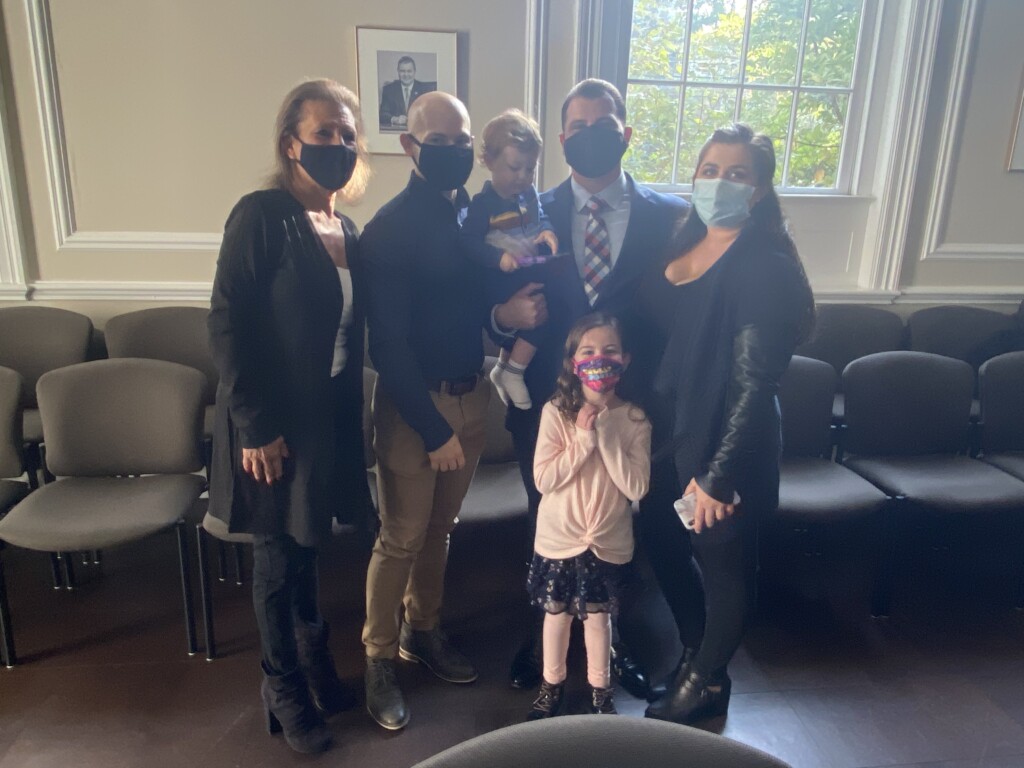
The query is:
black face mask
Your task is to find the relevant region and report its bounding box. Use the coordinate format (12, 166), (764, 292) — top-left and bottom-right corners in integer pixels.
(297, 140), (358, 191)
(563, 124), (628, 179)
(410, 137), (474, 191)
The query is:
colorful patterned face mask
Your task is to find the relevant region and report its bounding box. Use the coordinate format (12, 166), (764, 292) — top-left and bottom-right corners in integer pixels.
(573, 355), (625, 393)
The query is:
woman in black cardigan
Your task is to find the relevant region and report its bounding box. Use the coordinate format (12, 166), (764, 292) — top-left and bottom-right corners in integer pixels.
(208, 79), (374, 754)
(627, 124), (814, 724)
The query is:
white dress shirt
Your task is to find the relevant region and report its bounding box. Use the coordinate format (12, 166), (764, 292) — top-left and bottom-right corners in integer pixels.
(570, 171), (632, 280)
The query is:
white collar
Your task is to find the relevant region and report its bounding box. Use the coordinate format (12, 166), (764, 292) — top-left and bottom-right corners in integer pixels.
(570, 171), (629, 214)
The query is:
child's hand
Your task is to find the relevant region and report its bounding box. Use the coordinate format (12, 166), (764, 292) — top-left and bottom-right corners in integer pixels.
(576, 403), (600, 431)
(499, 252), (520, 272)
(535, 230), (559, 255)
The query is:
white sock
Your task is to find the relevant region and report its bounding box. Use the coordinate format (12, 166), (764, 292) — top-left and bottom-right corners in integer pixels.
(491, 360), (532, 410)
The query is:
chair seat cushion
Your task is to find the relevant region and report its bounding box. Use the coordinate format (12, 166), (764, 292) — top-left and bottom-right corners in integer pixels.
(0, 474), (206, 551)
(843, 455), (1024, 514)
(0, 479), (29, 514)
(776, 456), (888, 521)
(982, 452), (1024, 483)
(832, 392), (845, 422)
(458, 463), (529, 524)
(22, 409), (42, 444)
(202, 510), (255, 544)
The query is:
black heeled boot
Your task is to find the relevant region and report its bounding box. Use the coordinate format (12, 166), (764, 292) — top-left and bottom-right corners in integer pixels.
(644, 668), (732, 724)
(646, 646), (697, 703)
(525, 680), (564, 721)
(295, 621), (357, 716)
(261, 665), (332, 754)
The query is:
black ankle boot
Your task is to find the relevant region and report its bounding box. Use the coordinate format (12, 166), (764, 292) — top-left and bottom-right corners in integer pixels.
(261, 665), (332, 754)
(646, 646), (697, 703)
(295, 621), (357, 716)
(526, 680), (564, 721)
(590, 685), (617, 714)
(610, 642), (650, 700)
(644, 668), (732, 724)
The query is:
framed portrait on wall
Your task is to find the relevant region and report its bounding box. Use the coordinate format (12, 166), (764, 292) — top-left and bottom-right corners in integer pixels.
(356, 27), (457, 154)
(1009, 67), (1024, 172)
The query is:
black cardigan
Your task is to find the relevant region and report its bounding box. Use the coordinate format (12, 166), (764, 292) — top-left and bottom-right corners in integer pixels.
(207, 188), (373, 547)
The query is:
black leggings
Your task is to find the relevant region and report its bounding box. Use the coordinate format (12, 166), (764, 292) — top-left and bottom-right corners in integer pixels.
(639, 458), (757, 678)
(252, 534), (322, 675)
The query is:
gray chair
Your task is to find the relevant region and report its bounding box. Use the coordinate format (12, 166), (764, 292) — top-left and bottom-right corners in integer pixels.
(978, 351), (1024, 482)
(0, 359), (206, 665)
(0, 306), (94, 487)
(411, 715), (791, 768)
(841, 352), (1024, 615)
(768, 357), (889, 605)
(795, 304), (904, 423)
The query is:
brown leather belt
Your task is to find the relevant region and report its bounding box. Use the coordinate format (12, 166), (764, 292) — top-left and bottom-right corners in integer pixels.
(426, 373), (479, 396)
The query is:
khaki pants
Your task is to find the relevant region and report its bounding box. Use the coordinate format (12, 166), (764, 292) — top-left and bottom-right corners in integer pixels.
(362, 377), (489, 659)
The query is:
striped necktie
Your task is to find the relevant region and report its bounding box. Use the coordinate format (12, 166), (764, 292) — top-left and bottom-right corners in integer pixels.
(582, 195), (612, 305)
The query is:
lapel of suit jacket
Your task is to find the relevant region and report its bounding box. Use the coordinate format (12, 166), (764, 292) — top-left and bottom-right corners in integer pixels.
(595, 175), (657, 309)
(545, 179), (591, 310)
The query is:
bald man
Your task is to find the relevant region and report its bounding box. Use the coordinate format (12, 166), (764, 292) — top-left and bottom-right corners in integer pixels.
(360, 93), (542, 731)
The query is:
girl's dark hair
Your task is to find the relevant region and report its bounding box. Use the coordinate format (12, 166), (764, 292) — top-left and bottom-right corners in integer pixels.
(672, 123), (815, 341)
(552, 312), (625, 422)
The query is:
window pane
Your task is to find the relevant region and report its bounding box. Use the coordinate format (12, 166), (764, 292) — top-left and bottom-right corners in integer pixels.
(787, 91), (849, 187)
(687, 0), (748, 83)
(625, 84), (681, 185)
(740, 88), (794, 177)
(801, 0), (862, 87)
(628, 0), (688, 81)
(744, 0), (804, 85)
(677, 86), (738, 181)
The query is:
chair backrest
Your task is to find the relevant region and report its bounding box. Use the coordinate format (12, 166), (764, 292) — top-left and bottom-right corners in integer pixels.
(0, 366), (24, 477)
(979, 350), (1024, 454)
(906, 305), (1022, 371)
(37, 359), (205, 477)
(362, 367), (376, 469)
(480, 356), (516, 464)
(842, 351), (974, 457)
(412, 715), (791, 768)
(104, 307), (218, 404)
(795, 304), (904, 378)
(778, 355), (838, 457)
(0, 306), (94, 408)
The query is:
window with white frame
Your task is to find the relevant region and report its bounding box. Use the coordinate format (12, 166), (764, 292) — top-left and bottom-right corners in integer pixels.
(624, 0), (868, 191)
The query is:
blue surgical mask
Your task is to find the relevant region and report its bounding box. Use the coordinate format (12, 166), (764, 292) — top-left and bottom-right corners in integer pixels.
(691, 178), (755, 228)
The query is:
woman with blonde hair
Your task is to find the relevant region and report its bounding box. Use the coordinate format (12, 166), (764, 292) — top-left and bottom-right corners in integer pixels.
(208, 78), (373, 754)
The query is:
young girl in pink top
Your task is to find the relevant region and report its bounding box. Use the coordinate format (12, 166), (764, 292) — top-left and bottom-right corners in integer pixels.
(525, 312), (652, 720)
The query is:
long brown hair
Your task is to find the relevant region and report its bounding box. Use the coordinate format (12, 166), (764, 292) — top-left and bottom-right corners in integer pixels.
(268, 78), (371, 203)
(552, 312), (626, 422)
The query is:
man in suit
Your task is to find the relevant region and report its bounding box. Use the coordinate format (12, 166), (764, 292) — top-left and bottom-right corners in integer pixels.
(502, 78), (689, 695)
(379, 56), (433, 131)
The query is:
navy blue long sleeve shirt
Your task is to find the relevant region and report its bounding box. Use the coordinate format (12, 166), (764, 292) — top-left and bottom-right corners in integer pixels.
(361, 172), (490, 452)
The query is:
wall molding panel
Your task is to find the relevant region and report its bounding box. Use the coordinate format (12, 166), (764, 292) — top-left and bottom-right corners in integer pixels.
(30, 281), (213, 302)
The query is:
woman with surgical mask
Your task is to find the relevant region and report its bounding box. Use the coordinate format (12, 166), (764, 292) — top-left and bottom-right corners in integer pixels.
(624, 124), (815, 725)
(207, 79), (374, 754)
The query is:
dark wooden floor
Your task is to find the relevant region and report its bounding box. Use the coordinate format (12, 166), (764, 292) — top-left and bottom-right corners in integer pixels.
(2, 509), (1024, 768)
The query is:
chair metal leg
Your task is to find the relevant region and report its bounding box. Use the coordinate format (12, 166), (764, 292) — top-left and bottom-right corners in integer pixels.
(61, 552), (76, 590)
(871, 497), (901, 619)
(49, 553), (64, 590)
(195, 524), (216, 661)
(233, 544), (245, 587)
(217, 541), (228, 582)
(0, 545), (16, 667)
(92, 550), (102, 567)
(175, 521), (198, 656)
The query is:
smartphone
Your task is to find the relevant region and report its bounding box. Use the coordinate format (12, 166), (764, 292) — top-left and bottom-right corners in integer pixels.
(673, 491), (741, 530)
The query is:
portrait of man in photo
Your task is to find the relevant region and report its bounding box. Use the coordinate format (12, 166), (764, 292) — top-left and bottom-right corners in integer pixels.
(378, 53), (437, 132)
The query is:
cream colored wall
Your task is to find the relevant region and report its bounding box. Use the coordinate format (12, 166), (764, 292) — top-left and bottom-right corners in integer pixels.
(0, 0), (1021, 325)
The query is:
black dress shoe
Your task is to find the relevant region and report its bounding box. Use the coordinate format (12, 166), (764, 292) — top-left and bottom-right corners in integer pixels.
(610, 642), (650, 700)
(646, 646), (697, 703)
(510, 636), (542, 690)
(644, 668), (732, 724)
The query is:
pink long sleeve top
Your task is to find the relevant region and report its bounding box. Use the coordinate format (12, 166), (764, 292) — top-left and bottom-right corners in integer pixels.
(533, 400), (652, 565)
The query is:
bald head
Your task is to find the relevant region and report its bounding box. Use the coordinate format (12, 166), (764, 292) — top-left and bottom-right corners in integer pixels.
(406, 91), (471, 142)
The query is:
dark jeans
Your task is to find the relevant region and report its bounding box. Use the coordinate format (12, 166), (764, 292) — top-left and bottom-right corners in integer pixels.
(639, 458), (757, 678)
(507, 404), (642, 647)
(252, 534), (322, 675)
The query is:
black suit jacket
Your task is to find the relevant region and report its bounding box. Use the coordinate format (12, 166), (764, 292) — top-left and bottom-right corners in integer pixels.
(379, 79), (434, 127)
(522, 174), (689, 405)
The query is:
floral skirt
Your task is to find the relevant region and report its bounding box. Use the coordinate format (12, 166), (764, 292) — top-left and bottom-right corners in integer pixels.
(526, 549), (632, 619)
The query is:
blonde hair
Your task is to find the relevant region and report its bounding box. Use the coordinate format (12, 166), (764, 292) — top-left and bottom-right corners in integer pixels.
(479, 109), (543, 164)
(270, 78), (371, 203)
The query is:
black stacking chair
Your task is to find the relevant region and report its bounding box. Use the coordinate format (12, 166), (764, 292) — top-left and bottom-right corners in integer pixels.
(766, 357), (889, 602)
(795, 304), (904, 425)
(841, 352), (1024, 614)
(978, 351), (1024, 482)
(0, 366), (30, 668)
